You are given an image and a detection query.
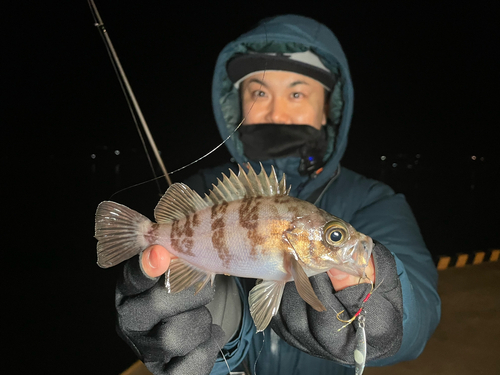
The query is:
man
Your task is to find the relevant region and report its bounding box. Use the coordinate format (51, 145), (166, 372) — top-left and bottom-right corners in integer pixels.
(114, 15), (440, 375)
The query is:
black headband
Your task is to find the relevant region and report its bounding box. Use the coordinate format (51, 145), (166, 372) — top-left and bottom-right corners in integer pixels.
(227, 52), (336, 90)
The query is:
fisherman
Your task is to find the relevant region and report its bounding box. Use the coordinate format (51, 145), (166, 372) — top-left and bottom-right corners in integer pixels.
(114, 15), (441, 375)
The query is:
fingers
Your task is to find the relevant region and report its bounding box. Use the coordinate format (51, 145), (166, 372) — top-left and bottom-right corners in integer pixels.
(166, 324), (225, 375)
(116, 245), (174, 303)
(328, 255), (376, 291)
(135, 307), (213, 362)
(118, 281), (216, 332)
(144, 322), (225, 375)
(142, 245), (173, 278)
(271, 273), (346, 358)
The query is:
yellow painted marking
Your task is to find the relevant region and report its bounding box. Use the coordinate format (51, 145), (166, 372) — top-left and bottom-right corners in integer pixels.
(437, 256), (451, 270)
(490, 249), (500, 262)
(455, 253), (468, 268)
(473, 252), (485, 265)
(121, 360), (152, 375)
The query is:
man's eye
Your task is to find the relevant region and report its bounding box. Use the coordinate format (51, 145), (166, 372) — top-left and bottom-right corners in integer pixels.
(292, 92), (303, 99)
(253, 90), (266, 97)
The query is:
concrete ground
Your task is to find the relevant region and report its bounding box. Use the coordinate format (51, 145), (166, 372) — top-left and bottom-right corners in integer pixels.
(121, 261), (500, 375)
(366, 261), (500, 375)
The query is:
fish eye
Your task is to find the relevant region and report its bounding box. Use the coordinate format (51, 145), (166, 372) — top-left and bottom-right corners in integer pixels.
(329, 230), (342, 242)
(324, 221), (347, 245)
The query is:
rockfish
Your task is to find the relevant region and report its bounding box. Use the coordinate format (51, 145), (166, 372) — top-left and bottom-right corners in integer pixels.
(95, 164), (373, 331)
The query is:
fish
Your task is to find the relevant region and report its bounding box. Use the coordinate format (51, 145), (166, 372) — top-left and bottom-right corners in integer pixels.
(95, 163), (373, 332)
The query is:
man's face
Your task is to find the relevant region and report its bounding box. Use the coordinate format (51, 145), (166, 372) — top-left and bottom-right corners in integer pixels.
(240, 71), (327, 130)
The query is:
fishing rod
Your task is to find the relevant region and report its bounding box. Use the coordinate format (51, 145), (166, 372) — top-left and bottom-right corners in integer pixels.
(87, 0), (173, 188)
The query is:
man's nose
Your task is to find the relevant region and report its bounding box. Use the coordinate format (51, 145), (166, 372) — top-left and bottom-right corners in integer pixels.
(268, 97), (292, 124)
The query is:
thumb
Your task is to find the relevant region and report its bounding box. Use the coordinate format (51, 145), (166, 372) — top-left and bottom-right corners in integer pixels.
(141, 245), (172, 278)
(327, 267), (360, 292)
(327, 256), (375, 291)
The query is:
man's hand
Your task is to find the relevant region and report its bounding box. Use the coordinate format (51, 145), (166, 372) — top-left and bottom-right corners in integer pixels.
(116, 245), (224, 375)
(270, 241), (402, 364)
(327, 255), (376, 291)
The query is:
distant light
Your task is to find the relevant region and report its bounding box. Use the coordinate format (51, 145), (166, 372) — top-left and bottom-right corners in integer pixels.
(471, 155), (477, 160)
(90, 154), (96, 159)
(407, 164), (413, 169)
(381, 156), (386, 161)
(416, 154), (421, 159)
(114, 150), (121, 156)
(392, 163), (398, 168)
(480, 157), (485, 162)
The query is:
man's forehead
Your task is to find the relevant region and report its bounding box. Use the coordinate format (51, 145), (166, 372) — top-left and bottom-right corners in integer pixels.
(242, 70), (321, 88)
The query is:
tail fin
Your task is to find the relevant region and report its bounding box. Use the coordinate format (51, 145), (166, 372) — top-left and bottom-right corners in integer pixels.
(95, 201), (153, 268)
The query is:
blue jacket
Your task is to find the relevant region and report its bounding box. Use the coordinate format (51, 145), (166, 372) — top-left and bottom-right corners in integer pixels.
(187, 14), (440, 374)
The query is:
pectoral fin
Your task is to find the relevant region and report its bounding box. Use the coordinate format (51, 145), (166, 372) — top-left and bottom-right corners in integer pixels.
(165, 259), (215, 294)
(287, 254), (326, 312)
(248, 280), (286, 332)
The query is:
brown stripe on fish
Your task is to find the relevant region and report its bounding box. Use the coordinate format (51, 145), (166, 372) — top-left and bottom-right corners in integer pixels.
(273, 195), (293, 204)
(274, 195), (302, 218)
(145, 223), (161, 244)
(211, 201), (232, 267)
(169, 213), (200, 256)
(238, 196), (266, 259)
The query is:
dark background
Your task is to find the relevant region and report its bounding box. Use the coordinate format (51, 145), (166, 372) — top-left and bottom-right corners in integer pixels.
(3, 1), (499, 373)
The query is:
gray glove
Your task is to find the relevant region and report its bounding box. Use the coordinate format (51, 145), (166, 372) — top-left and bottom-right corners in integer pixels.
(270, 240), (403, 364)
(115, 254), (226, 375)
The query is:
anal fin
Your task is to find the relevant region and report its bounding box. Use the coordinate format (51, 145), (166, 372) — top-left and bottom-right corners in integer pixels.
(165, 259), (215, 294)
(288, 255), (326, 312)
(248, 280), (286, 332)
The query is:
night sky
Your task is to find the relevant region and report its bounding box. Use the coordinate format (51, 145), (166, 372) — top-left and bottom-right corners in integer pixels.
(3, 1), (499, 374)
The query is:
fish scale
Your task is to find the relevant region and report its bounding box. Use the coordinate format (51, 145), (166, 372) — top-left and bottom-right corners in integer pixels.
(154, 196), (304, 279)
(95, 163), (373, 332)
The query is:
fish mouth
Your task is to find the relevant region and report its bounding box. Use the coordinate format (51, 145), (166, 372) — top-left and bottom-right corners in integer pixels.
(350, 235), (374, 276)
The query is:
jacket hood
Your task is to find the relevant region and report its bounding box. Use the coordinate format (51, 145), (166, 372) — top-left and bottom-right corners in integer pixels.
(211, 15), (354, 199)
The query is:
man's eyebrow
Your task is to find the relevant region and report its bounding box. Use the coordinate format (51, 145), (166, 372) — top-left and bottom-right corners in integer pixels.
(246, 78), (268, 88)
(246, 78), (310, 88)
(289, 80), (309, 87)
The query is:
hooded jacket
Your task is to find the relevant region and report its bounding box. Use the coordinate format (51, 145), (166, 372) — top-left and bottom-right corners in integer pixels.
(183, 15), (440, 375)
(211, 15), (351, 200)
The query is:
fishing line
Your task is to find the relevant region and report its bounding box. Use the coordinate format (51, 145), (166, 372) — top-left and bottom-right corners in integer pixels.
(107, 58), (267, 199)
(162, 81), (264, 177)
(207, 327), (232, 374)
(107, 116), (247, 199)
(90, 4), (272, 198)
(103, 18), (269, 198)
(252, 330), (266, 375)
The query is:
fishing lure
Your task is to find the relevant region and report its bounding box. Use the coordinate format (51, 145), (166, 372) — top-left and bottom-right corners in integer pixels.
(354, 313), (367, 375)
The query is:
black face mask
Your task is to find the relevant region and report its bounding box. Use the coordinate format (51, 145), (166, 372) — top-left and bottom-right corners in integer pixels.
(238, 124), (328, 175)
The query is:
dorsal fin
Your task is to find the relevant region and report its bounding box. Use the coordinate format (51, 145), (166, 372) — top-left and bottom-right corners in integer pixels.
(154, 183), (211, 224)
(155, 164), (289, 223)
(205, 163), (289, 205)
